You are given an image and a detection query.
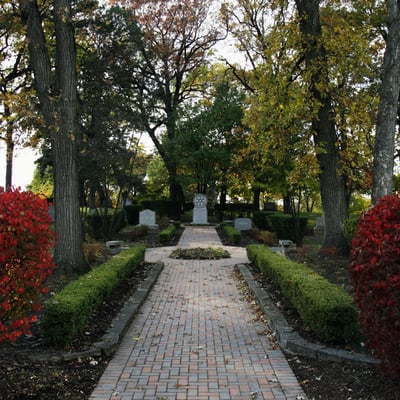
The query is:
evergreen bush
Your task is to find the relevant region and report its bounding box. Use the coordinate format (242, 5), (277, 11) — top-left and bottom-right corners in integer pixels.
(42, 246), (145, 345)
(248, 244), (359, 342)
(222, 225), (241, 244)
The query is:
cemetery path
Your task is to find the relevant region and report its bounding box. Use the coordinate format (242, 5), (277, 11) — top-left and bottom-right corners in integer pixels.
(89, 226), (307, 400)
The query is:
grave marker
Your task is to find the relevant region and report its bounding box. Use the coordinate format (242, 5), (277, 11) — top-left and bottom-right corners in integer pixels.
(192, 194), (208, 224)
(139, 209), (158, 229)
(234, 217), (252, 231)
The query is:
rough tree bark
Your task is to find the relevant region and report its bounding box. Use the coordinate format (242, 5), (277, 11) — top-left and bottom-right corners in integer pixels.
(372, 0), (400, 203)
(4, 103), (14, 189)
(295, 0), (349, 254)
(19, 0), (87, 274)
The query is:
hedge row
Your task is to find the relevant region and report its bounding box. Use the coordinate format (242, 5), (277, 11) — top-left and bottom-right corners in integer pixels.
(222, 225), (241, 245)
(159, 224), (176, 243)
(214, 203), (255, 218)
(42, 245), (146, 345)
(252, 212), (308, 243)
(141, 200), (181, 218)
(247, 244), (360, 342)
(124, 201), (184, 225)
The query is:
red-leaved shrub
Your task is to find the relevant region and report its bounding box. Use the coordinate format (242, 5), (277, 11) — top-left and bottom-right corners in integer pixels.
(0, 188), (56, 342)
(349, 193), (400, 377)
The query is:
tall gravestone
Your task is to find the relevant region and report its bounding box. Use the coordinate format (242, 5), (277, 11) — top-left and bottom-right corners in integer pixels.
(192, 194), (208, 224)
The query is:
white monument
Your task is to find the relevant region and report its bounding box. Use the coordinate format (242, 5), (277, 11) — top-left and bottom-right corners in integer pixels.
(192, 194), (208, 224)
(139, 209), (158, 229)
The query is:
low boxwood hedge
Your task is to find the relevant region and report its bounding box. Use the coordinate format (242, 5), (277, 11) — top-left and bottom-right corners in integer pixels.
(159, 224), (176, 243)
(222, 225), (241, 245)
(42, 245), (146, 346)
(247, 244), (360, 343)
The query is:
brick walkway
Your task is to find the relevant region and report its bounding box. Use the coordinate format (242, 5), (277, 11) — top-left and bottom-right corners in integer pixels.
(90, 226), (306, 400)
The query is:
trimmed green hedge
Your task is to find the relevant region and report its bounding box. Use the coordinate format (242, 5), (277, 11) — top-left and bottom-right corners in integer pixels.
(252, 211), (308, 243)
(141, 200), (181, 218)
(42, 246), (146, 345)
(247, 244), (360, 342)
(159, 224), (176, 243)
(222, 225), (241, 245)
(214, 203), (255, 219)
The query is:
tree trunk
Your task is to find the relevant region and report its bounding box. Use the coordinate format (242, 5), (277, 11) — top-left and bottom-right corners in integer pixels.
(19, 0), (87, 274)
(295, 0), (349, 254)
(252, 187), (260, 211)
(168, 171), (184, 204)
(372, 0), (400, 203)
(4, 103), (14, 189)
(283, 194), (291, 214)
(52, 0), (87, 273)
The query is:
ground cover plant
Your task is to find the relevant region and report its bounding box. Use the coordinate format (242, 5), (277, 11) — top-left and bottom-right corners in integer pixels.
(170, 246), (230, 259)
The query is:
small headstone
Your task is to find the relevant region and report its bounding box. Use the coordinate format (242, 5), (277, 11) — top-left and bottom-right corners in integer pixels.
(106, 240), (123, 249)
(234, 217), (252, 231)
(279, 239), (293, 247)
(314, 215), (325, 236)
(279, 239), (294, 255)
(315, 216), (325, 228)
(192, 194), (208, 224)
(106, 240), (124, 254)
(139, 209), (158, 229)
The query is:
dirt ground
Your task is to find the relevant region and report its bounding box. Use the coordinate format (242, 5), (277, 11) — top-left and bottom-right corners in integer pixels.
(1, 227), (400, 399)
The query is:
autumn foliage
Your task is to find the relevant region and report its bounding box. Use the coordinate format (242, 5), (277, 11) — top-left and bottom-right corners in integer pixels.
(349, 193), (400, 377)
(0, 188), (55, 342)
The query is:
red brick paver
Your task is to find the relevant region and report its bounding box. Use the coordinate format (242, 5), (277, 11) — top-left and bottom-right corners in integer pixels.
(90, 226), (306, 400)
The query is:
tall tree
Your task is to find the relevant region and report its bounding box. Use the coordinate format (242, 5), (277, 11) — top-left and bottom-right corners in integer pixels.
(19, 0), (87, 273)
(76, 6), (147, 208)
(174, 80), (245, 197)
(223, 0), (379, 253)
(293, 0), (349, 253)
(372, 0), (400, 203)
(112, 0), (223, 203)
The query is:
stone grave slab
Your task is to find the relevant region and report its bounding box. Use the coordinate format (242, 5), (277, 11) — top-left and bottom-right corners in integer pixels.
(234, 217), (252, 231)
